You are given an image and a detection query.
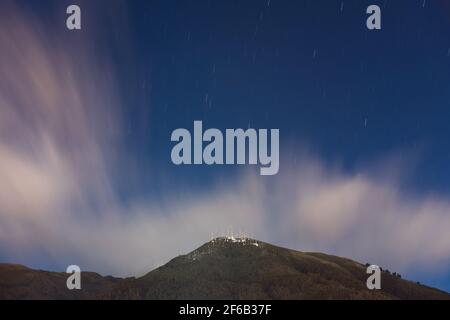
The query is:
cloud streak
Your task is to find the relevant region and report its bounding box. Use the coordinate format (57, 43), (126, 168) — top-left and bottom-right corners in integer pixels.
(0, 4), (450, 282)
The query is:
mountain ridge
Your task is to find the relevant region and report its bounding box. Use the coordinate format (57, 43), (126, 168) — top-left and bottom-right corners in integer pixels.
(1, 237), (449, 300)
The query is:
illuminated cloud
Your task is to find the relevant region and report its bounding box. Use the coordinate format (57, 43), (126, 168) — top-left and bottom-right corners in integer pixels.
(0, 3), (449, 280)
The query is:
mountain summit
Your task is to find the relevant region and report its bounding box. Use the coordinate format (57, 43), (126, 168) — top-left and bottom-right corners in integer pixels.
(1, 238), (449, 300)
(108, 237), (450, 300)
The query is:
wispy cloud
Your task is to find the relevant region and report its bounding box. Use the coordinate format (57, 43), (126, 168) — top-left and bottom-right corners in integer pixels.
(0, 4), (450, 281)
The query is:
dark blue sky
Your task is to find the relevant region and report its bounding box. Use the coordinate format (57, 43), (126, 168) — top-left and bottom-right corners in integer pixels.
(5, 0), (450, 291)
(22, 0), (449, 188)
(50, 0), (450, 198)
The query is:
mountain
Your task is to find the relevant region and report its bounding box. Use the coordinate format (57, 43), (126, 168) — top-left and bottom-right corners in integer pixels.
(108, 237), (450, 300)
(0, 264), (120, 300)
(1, 238), (449, 299)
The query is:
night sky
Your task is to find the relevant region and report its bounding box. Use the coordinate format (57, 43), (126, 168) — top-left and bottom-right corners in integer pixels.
(70, 0), (450, 194)
(1, 0), (450, 292)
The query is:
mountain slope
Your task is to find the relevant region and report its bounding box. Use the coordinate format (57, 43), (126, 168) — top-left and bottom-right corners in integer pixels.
(108, 237), (450, 300)
(1, 238), (449, 299)
(0, 264), (120, 300)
